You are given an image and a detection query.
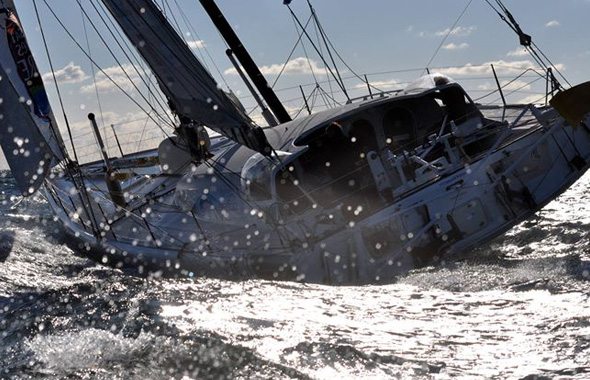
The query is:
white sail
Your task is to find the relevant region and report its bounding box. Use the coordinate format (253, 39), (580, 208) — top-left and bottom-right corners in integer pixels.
(0, 2), (66, 165)
(100, 0), (273, 155)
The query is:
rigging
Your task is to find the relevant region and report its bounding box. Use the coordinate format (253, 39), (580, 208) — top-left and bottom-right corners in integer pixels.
(89, 0), (175, 120)
(199, 0), (292, 124)
(284, 3), (349, 102)
(421, 0), (474, 77)
(484, 0), (570, 90)
(32, 1), (77, 163)
(41, 0), (175, 138)
(79, 0), (109, 157)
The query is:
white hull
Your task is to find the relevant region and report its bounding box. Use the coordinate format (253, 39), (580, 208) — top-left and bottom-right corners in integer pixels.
(1, 0), (587, 286)
(45, 99), (590, 284)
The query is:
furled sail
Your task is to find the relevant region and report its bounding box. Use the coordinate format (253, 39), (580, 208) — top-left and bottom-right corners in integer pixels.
(0, 1), (66, 195)
(100, 0), (273, 155)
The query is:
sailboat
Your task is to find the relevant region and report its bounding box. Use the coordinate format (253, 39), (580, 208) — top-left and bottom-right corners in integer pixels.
(1, 0), (589, 284)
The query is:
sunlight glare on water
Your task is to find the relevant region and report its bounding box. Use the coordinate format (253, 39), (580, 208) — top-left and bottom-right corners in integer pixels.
(157, 279), (590, 379)
(0, 173), (589, 379)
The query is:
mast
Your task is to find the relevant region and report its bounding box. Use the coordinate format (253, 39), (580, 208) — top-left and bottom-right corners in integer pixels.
(198, 0), (292, 124)
(226, 49), (278, 127)
(486, 0), (568, 90)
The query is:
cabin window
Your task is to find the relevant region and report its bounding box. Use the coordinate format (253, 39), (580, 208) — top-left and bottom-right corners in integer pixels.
(241, 152), (289, 201)
(275, 165), (311, 212)
(434, 86), (480, 124)
(349, 119), (378, 157)
(382, 107), (416, 151)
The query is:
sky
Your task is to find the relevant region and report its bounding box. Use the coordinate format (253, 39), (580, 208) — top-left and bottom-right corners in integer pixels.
(1, 0), (589, 169)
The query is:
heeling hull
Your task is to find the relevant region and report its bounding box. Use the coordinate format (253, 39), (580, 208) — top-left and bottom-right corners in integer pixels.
(45, 111), (590, 285)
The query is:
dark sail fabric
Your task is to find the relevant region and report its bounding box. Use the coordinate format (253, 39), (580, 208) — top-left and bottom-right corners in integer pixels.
(0, 64), (53, 195)
(100, 0), (273, 155)
(0, 3), (65, 165)
(0, 2), (65, 195)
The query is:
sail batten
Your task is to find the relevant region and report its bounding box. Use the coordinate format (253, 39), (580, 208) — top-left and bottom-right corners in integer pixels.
(100, 0), (273, 155)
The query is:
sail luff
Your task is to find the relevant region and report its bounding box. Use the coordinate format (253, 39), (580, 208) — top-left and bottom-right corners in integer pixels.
(0, 1), (66, 165)
(0, 64), (53, 195)
(0, 1), (68, 195)
(100, 0), (273, 155)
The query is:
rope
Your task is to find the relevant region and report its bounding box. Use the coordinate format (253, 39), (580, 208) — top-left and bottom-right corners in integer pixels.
(82, 0), (178, 128)
(32, 1), (77, 162)
(171, 0), (232, 91)
(33, 1), (106, 237)
(79, 0), (108, 156)
(304, 0), (384, 97)
(87, 0), (177, 127)
(484, 0), (570, 89)
(310, 6), (335, 102)
(42, 0), (173, 138)
(305, 0), (349, 100)
(472, 68), (545, 102)
(273, 13), (314, 88)
(136, 112), (154, 152)
(285, 4), (349, 98)
(421, 0), (474, 77)
(289, 14), (321, 91)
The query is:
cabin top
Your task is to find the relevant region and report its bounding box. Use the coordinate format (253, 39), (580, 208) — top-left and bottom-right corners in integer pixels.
(236, 74), (485, 205)
(263, 74), (478, 151)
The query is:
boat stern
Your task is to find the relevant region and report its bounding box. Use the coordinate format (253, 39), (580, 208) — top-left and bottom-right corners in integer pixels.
(550, 81), (590, 128)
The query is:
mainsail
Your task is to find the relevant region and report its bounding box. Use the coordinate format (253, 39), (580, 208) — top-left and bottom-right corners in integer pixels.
(0, 1), (66, 195)
(100, 0), (274, 155)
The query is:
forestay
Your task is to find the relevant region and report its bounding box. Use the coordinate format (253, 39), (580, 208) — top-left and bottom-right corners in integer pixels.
(100, 0), (274, 155)
(0, 1), (66, 195)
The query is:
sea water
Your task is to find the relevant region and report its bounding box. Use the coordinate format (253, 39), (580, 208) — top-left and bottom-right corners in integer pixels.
(1, 170), (589, 379)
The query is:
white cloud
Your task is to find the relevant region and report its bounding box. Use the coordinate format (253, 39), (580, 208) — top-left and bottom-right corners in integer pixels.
(436, 60), (565, 77)
(434, 26), (476, 37)
(419, 26), (476, 38)
(545, 20), (560, 28)
(442, 42), (469, 51)
(80, 64), (145, 94)
(224, 57), (326, 76)
(68, 110), (170, 162)
(354, 78), (401, 90)
(42, 62), (87, 84)
(250, 105), (301, 126)
(507, 47), (529, 57)
(517, 94), (546, 105)
(477, 82), (493, 91)
(477, 80), (532, 91)
(187, 40), (205, 49)
(502, 80), (532, 91)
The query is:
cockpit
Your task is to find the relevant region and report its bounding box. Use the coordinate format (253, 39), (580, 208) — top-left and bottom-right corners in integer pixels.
(239, 74), (499, 218)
